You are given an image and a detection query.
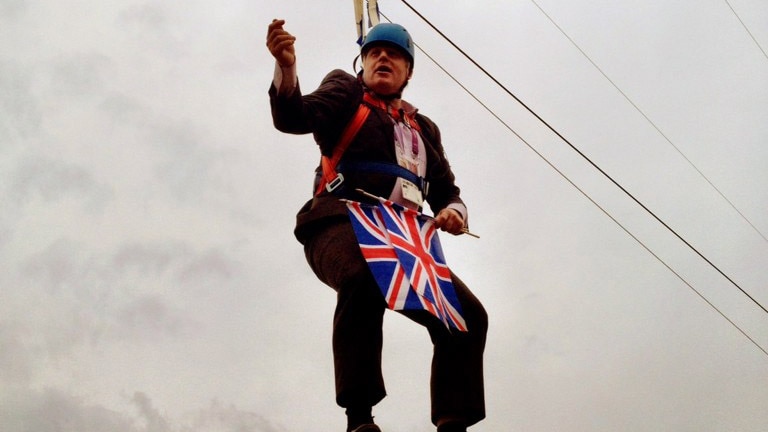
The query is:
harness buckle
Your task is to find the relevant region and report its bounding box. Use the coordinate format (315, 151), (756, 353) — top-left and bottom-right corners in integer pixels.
(325, 173), (345, 193)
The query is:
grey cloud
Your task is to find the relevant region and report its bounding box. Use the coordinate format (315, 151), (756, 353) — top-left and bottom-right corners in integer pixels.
(0, 0), (27, 21)
(111, 242), (241, 284)
(0, 322), (33, 387)
(0, 388), (286, 432)
(114, 2), (187, 58)
(1, 52), (112, 147)
(177, 249), (237, 283)
(147, 121), (239, 204)
(19, 239), (109, 355)
(118, 3), (167, 29)
(86, 100), (230, 204)
(21, 238), (84, 292)
(1, 388), (135, 432)
(131, 392), (290, 432)
(20, 239), (240, 349)
(112, 242), (187, 276)
(0, 225), (11, 251)
(48, 53), (112, 98)
(181, 399), (288, 432)
(0, 61), (43, 142)
(133, 391), (172, 432)
(10, 156), (113, 207)
(115, 296), (185, 341)
(98, 93), (153, 126)
(5, 2), (765, 431)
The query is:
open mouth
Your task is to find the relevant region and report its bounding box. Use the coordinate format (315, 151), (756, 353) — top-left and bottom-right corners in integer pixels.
(375, 65), (393, 74)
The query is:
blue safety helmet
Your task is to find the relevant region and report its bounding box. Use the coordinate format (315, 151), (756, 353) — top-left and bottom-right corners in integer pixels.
(361, 23), (415, 67)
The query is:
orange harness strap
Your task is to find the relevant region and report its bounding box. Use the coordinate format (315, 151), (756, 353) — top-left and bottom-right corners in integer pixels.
(362, 92), (421, 132)
(315, 92), (421, 195)
(315, 102), (371, 195)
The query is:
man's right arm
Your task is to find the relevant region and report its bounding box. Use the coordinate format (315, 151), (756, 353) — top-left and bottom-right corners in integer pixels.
(266, 20), (359, 141)
(267, 19), (298, 97)
(273, 61), (297, 96)
(267, 19), (307, 133)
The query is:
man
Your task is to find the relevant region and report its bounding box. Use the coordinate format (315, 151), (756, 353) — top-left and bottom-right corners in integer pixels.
(266, 19), (487, 432)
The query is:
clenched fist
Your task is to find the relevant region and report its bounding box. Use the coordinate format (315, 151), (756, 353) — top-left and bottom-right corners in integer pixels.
(266, 19), (296, 67)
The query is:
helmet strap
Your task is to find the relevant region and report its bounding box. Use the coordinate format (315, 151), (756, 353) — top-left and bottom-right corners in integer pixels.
(352, 55), (362, 74)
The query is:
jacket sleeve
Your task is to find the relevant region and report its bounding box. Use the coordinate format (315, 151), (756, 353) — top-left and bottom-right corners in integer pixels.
(269, 69), (361, 144)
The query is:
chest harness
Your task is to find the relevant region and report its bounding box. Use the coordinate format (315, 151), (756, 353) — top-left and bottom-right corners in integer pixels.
(315, 91), (429, 198)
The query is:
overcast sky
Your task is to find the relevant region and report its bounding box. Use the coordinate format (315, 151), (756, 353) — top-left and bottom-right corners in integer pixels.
(2, 1), (767, 431)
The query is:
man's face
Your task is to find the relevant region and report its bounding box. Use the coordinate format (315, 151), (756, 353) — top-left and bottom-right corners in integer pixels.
(361, 44), (412, 96)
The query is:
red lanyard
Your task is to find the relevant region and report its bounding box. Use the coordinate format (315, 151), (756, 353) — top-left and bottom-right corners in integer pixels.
(363, 91), (420, 156)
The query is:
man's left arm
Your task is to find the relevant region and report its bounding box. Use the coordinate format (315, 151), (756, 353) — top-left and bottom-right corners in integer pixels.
(418, 115), (469, 235)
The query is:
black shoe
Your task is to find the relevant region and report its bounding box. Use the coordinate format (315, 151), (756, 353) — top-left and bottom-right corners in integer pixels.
(350, 424), (381, 432)
(437, 421), (466, 432)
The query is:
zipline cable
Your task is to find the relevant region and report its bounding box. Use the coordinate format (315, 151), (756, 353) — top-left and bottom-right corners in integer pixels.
(398, 0), (768, 317)
(530, 0), (768, 245)
(724, 0), (768, 61)
(377, 10), (768, 358)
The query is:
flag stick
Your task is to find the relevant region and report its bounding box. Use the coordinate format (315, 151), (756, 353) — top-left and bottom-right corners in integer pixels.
(353, 188), (480, 238)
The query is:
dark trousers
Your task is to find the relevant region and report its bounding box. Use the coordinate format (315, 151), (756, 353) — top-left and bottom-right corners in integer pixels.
(304, 220), (487, 427)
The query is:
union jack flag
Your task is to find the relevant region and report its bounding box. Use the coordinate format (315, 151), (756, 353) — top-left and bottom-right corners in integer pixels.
(346, 199), (467, 332)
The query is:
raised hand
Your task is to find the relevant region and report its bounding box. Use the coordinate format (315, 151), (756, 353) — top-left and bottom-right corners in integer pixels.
(266, 19), (296, 67)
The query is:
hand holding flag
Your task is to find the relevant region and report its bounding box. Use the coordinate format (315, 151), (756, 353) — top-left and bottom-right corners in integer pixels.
(355, 189), (479, 238)
(434, 208), (468, 236)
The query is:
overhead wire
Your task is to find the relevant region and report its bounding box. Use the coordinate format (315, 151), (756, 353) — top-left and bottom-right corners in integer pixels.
(377, 8), (768, 358)
(383, 2), (768, 355)
(396, 0), (768, 317)
(724, 0), (768, 61)
(530, 0), (768, 245)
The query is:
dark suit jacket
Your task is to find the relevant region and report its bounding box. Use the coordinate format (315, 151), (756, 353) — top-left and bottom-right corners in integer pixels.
(269, 69), (465, 243)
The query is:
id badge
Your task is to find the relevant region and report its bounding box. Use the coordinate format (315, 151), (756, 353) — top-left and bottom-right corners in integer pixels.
(400, 179), (424, 207)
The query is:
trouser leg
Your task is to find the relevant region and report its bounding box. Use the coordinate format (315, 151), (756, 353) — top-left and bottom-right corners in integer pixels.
(304, 221), (387, 408)
(401, 272), (488, 427)
(304, 220), (488, 426)
(332, 268), (387, 407)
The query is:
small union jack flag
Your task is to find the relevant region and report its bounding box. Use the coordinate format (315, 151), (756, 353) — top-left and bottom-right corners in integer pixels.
(346, 199), (467, 332)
